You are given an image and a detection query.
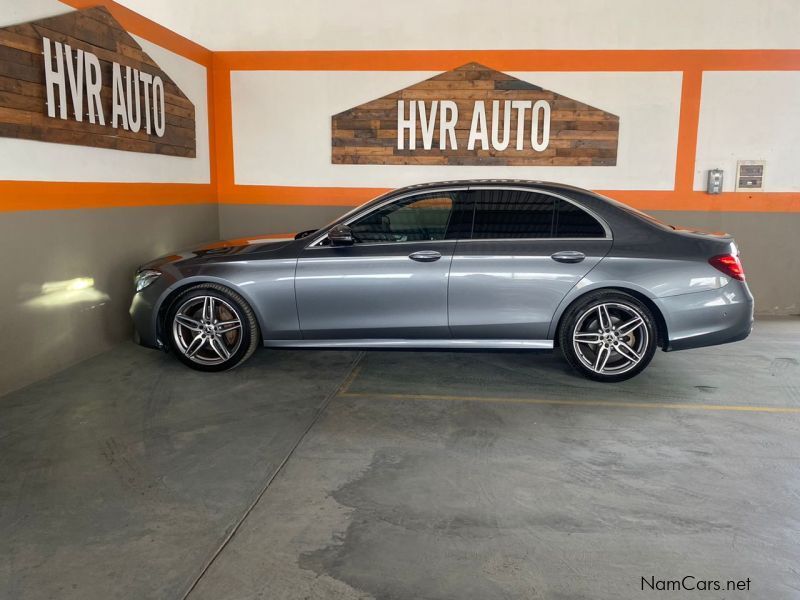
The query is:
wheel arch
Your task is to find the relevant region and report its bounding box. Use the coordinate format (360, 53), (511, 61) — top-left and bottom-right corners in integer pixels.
(551, 286), (669, 350)
(155, 278), (265, 348)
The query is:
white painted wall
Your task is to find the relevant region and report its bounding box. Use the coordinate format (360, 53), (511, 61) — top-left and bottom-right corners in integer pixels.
(231, 70), (682, 190)
(116, 0), (800, 51)
(2, 0), (69, 25)
(694, 71), (800, 192)
(0, 1), (210, 184)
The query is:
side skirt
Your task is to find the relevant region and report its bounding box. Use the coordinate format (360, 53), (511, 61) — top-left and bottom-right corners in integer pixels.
(263, 339), (554, 350)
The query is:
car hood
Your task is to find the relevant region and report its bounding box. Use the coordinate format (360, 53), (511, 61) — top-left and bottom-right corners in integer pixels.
(195, 234), (296, 253)
(140, 234), (296, 270)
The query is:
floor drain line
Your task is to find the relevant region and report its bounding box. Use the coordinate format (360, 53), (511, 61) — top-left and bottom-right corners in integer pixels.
(180, 351), (366, 600)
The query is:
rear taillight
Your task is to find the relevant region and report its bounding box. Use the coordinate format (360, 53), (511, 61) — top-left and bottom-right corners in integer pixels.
(709, 253), (745, 281)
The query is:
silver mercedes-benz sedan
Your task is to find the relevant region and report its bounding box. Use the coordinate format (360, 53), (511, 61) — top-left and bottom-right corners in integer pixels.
(130, 181), (754, 382)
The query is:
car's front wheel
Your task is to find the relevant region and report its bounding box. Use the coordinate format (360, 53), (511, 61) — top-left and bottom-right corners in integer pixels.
(559, 291), (657, 382)
(166, 284), (260, 371)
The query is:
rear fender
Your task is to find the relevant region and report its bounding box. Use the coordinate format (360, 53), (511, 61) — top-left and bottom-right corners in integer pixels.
(546, 278), (659, 341)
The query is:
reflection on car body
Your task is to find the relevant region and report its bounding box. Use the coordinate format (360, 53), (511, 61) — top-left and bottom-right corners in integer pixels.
(130, 181), (754, 382)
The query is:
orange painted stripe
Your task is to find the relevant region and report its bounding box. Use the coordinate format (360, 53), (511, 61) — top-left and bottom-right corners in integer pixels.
(206, 67), (218, 191)
(52, 0), (217, 202)
(16, 9), (800, 214)
(212, 59), (234, 198)
(214, 49), (800, 72)
(211, 52), (800, 215)
(5, 181), (796, 213)
(0, 182), (215, 212)
(674, 70), (703, 192)
(217, 185), (800, 213)
(604, 190), (800, 213)
(219, 184), (388, 206)
(59, 0), (212, 66)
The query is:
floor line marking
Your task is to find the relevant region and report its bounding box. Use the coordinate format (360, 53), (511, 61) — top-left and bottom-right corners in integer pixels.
(337, 362), (363, 395)
(339, 391), (800, 414)
(181, 352), (366, 600)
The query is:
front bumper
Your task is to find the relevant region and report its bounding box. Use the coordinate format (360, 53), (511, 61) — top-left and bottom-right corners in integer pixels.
(658, 280), (754, 352)
(129, 281), (167, 350)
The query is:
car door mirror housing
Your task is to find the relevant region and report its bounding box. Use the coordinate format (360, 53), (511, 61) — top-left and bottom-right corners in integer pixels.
(328, 224), (354, 246)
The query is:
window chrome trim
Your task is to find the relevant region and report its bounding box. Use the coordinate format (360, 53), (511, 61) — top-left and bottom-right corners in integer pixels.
(455, 237), (611, 243)
(305, 186), (470, 249)
(305, 184), (612, 249)
(308, 239), (459, 250)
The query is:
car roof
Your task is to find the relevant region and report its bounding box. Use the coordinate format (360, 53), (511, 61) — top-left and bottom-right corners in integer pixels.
(388, 179), (594, 197)
(373, 179), (652, 235)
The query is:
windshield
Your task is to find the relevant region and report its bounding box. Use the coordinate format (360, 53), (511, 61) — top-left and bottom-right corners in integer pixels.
(317, 190), (395, 232)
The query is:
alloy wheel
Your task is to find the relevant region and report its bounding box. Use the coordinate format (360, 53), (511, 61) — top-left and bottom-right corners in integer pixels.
(171, 295), (243, 365)
(572, 302), (649, 376)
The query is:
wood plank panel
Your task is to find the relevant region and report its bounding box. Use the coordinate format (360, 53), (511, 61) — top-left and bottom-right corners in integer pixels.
(0, 6), (196, 157)
(331, 62), (618, 166)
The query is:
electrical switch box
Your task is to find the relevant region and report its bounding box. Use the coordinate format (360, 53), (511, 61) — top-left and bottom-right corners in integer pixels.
(707, 169), (723, 194)
(736, 161), (765, 191)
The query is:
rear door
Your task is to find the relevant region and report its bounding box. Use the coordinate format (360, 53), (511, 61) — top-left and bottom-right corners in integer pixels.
(448, 187), (613, 340)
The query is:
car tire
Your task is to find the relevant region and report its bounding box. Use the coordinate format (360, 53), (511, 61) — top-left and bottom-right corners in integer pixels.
(166, 283), (260, 372)
(559, 290), (657, 382)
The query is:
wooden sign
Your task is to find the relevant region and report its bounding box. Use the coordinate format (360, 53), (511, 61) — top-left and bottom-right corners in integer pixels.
(0, 7), (196, 157)
(332, 62), (618, 166)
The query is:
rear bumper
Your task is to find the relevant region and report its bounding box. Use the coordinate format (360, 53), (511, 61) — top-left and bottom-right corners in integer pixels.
(658, 281), (754, 352)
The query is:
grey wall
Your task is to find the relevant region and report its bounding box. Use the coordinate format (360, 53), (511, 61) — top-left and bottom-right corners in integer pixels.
(220, 204), (799, 317)
(218, 203), (349, 238)
(2, 202), (793, 396)
(650, 211), (799, 316)
(0, 204), (218, 397)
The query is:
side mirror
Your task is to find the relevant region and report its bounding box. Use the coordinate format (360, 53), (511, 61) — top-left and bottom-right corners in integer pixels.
(328, 224), (354, 246)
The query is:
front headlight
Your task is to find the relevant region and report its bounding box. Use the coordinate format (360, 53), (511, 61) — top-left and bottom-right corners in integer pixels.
(134, 269), (162, 293)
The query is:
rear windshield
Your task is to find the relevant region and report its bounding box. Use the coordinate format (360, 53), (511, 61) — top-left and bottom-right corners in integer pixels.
(591, 192), (674, 231)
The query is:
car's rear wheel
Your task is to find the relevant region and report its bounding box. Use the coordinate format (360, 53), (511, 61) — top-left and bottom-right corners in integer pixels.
(559, 291), (657, 382)
(166, 284), (259, 372)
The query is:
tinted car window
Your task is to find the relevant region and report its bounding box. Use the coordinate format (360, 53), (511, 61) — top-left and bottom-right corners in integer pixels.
(444, 192), (475, 239)
(349, 192), (455, 244)
(472, 189), (555, 239)
(554, 199), (606, 238)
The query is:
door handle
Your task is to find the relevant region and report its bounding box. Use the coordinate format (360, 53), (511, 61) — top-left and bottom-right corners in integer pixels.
(408, 250), (442, 262)
(551, 250), (586, 263)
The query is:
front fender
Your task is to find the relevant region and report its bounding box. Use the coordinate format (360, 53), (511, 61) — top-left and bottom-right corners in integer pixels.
(152, 259), (301, 345)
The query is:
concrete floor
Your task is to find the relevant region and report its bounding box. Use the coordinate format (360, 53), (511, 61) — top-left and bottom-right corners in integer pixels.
(2, 319), (800, 599)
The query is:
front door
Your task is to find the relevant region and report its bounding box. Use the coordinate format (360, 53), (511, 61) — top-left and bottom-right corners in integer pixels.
(295, 189), (470, 339)
(448, 187), (613, 340)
